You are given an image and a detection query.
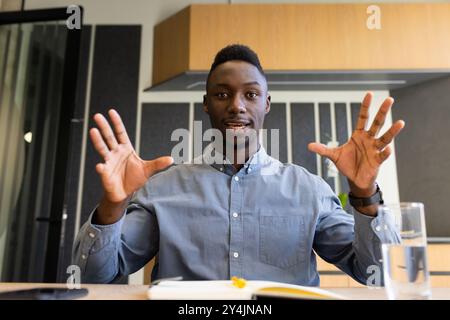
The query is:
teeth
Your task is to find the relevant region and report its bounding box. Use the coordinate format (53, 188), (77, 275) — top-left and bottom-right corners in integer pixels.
(226, 123), (246, 127)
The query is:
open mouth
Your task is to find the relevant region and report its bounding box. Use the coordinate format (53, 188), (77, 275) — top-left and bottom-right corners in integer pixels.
(224, 121), (251, 130)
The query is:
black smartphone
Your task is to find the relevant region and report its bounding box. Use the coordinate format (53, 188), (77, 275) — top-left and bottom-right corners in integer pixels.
(0, 287), (88, 300)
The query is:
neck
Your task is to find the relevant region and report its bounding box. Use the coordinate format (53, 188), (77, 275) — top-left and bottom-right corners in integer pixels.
(225, 141), (260, 171)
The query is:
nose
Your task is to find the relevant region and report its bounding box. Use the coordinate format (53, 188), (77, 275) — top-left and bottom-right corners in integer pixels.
(228, 94), (246, 114)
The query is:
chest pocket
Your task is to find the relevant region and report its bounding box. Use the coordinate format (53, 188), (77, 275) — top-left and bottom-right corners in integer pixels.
(259, 214), (306, 269)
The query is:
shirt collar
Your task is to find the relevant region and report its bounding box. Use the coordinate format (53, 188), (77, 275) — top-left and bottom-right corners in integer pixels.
(201, 141), (272, 175)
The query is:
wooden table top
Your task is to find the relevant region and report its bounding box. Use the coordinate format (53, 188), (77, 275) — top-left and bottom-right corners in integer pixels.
(1, 282), (449, 300)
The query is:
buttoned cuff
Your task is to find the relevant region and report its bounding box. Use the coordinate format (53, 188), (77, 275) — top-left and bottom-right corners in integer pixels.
(76, 207), (126, 271)
(352, 207), (399, 243)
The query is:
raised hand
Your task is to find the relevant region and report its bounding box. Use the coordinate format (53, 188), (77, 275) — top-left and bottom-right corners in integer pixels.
(308, 92), (405, 195)
(90, 109), (173, 223)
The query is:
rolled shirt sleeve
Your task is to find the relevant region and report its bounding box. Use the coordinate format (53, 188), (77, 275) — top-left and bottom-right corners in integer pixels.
(313, 179), (400, 285)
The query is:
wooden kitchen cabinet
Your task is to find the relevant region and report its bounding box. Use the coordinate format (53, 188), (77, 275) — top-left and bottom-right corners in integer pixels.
(153, 3), (450, 86)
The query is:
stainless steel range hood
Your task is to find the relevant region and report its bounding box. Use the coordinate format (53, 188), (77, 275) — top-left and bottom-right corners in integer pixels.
(146, 70), (450, 91)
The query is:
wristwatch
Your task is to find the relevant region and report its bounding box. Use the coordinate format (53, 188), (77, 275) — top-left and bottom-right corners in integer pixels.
(348, 183), (384, 207)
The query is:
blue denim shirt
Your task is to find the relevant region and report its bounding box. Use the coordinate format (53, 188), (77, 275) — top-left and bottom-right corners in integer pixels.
(73, 146), (398, 285)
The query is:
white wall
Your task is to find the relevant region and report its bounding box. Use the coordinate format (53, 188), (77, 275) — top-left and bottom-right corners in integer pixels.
(0, 0), (21, 11)
(24, 0), (404, 284)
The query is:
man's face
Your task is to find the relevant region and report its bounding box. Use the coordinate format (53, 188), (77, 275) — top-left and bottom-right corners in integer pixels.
(203, 60), (271, 143)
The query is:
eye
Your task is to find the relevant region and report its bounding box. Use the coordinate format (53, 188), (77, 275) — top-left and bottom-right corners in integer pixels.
(215, 92), (229, 99)
(246, 92), (258, 99)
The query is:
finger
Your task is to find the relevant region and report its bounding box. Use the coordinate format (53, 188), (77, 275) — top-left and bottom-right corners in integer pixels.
(95, 163), (105, 174)
(93, 113), (119, 150)
(89, 128), (110, 159)
(144, 156), (174, 177)
(355, 92), (373, 130)
(108, 109), (131, 145)
(308, 142), (336, 162)
(378, 145), (392, 164)
(376, 120), (405, 149)
(367, 97), (394, 137)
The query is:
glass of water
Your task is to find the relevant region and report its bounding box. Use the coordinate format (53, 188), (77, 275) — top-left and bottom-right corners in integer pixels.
(380, 202), (431, 300)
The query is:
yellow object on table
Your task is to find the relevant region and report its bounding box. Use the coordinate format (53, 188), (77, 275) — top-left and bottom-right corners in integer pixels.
(231, 276), (247, 288)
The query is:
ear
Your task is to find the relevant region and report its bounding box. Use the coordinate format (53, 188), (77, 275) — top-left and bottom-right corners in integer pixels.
(203, 94), (209, 113)
(265, 94), (271, 114)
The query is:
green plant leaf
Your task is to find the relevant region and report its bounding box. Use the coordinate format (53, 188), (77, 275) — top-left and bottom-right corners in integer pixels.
(338, 193), (348, 208)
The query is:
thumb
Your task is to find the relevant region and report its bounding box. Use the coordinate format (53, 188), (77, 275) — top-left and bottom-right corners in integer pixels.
(308, 142), (334, 160)
(144, 156), (174, 177)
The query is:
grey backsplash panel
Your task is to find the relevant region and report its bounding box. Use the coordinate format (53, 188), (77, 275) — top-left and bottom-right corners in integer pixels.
(351, 102), (360, 130)
(263, 103), (287, 163)
(319, 103), (334, 190)
(391, 76), (450, 238)
(194, 102), (212, 160)
(140, 103), (190, 161)
(335, 103), (350, 194)
(291, 103), (317, 175)
(80, 26), (141, 226)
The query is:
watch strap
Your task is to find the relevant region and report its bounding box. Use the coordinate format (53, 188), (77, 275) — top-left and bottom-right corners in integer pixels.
(348, 184), (384, 207)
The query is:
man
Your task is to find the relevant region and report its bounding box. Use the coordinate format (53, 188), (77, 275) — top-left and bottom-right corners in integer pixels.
(73, 44), (404, 285)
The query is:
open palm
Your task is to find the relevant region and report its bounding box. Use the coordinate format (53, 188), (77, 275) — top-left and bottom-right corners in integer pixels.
(89, 109), (173, 203)
(308, 93), (405, 191)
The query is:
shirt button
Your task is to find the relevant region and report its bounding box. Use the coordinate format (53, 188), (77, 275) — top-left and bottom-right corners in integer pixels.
(375, 225), (381, 232)
(248, 168), (252, 173)
(232, 212), (239, 218)
(234, 176), (239, 182)
(219, 167), (223, 172)
(233, 252), (239, 258)
(81, 254), (87, 260)
(88, 232), (95, 238)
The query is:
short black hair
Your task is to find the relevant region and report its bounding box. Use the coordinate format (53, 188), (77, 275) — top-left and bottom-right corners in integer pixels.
(206, 44), (266, 88)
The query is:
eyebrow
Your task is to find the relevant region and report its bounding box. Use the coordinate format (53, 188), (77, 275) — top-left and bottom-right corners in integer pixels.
(214, 81), (261, 88)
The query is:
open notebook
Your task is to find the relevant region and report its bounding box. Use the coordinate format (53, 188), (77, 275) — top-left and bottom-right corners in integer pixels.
(147, 280), (346, 300)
